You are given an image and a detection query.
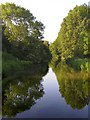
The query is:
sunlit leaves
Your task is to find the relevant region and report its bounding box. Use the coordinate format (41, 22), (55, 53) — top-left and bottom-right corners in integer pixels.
(50, 4), (90, 61)
(1, 2), (44, 42)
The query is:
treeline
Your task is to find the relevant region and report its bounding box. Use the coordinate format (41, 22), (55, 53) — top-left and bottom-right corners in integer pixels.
(50, 4), (90, 70)
(1, 3), (51, 76)
(1, 3), (90, 75)
(1, 3), (51, 63)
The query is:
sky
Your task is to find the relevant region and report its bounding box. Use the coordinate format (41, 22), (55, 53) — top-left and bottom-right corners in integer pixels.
(0, 0), (89, 43)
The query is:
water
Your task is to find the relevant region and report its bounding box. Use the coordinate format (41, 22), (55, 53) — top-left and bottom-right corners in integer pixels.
(2, 64), (89, 118)
(16, 68), (88, 118)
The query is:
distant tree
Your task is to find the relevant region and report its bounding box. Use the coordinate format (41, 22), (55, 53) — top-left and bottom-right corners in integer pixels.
(42, 40), (49, 47)
(50, 41), (61, 63)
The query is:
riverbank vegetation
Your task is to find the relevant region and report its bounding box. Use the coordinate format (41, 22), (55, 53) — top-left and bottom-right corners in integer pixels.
(50, 4), (90, 109)
(50, 4), (90, 72)
(1, 3), (90, 76)
(1, 2), (90, 117)
(1, 2), (90, 84)
(1, 2), (51, 78)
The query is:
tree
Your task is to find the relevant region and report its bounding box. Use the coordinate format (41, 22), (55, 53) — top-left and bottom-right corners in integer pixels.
(42, 40), (49, 47)
(51, 4), (90, 61)
(1, 3), (51, 63)
(1, 2), (44, 43)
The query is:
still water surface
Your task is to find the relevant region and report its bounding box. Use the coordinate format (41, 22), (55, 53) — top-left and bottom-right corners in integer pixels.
(16, 68), (88, 118)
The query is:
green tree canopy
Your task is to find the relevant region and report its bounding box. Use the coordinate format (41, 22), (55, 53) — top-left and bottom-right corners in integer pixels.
(1, 2), (44, 42)
(50, 4), (90, 62)
(1, 2), (51, 63)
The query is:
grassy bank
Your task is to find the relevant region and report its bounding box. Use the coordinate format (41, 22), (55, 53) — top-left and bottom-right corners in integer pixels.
(2, 52), (32, 78)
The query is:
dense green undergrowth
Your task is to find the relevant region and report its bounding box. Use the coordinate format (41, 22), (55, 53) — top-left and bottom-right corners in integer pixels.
(67, 58), (90, 72)
(2, 52), (32, 78)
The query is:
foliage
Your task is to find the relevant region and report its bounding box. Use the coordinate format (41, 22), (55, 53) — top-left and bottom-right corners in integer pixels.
(50, 41), (61, 63)
(1, 2), (44, 42)
(50, 4), (90, 61)
(67, 58), (90, 71)
(2, 52), (32, 78)
(1, 2), (51, 63)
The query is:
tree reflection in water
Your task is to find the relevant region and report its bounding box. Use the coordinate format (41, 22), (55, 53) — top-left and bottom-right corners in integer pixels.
(51, 62), (90, 110)
(2, 64), (48, 117)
